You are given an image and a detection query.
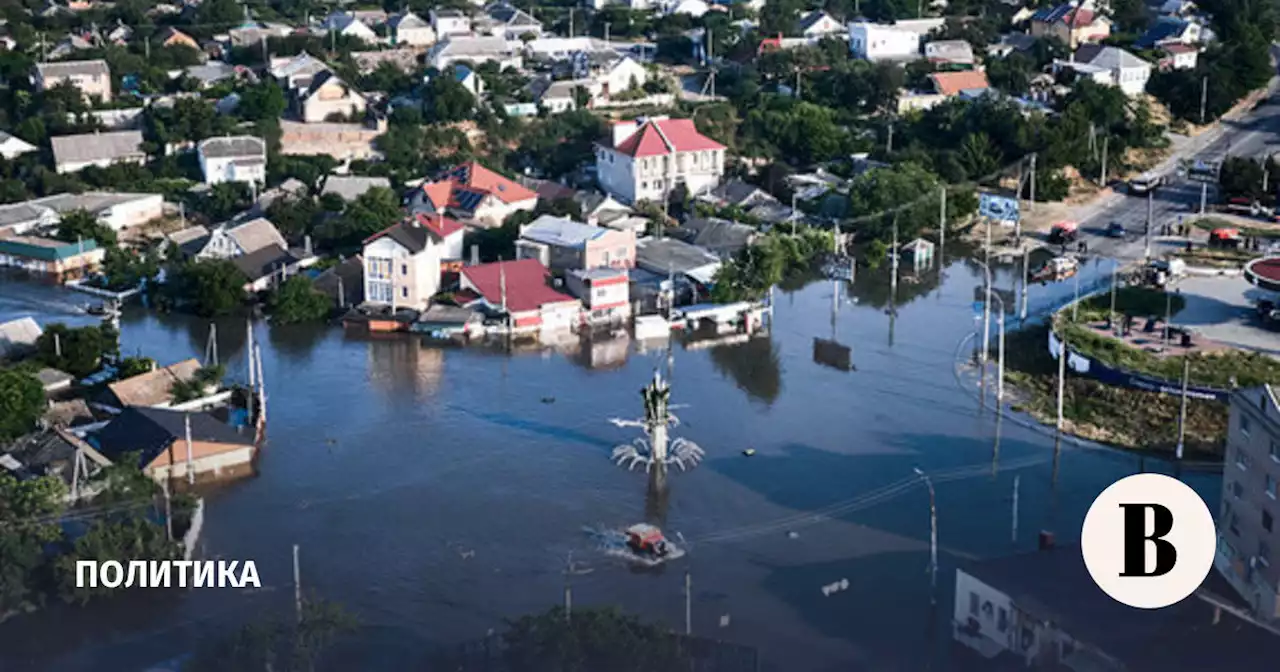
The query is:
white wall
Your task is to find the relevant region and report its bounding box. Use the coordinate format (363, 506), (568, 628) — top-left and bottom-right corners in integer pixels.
(953, 570), (1018, 657)
(148, 446), (255, 482)
(849, 23), (920, 60)
(201, 155), (266, 186)
(99, 194), (164, 231)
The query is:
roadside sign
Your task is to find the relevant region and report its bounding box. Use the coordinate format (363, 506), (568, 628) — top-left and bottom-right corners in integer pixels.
(979, 193), (1020, 221)
(1180, 157), (1221, 183)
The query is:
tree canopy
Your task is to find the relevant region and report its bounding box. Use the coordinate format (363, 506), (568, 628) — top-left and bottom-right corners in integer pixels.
(0, 369), (45, 441)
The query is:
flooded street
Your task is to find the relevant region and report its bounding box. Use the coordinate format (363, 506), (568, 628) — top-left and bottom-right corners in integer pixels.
(0, 253), (1219, 671)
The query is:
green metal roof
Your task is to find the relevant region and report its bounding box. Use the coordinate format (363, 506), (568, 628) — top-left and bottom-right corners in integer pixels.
(0, 237), (99, 261)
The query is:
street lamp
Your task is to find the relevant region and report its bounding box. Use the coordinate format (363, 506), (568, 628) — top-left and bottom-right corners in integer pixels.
(974, 260), (1006, 403)
(913, 467), (938, 605)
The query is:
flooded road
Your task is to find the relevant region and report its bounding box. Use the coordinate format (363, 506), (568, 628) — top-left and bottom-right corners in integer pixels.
(0, 253), (1218, 671)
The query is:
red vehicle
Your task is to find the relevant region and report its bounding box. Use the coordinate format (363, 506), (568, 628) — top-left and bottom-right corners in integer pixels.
(1209, 228), (1242, 249)
(1048, 221), (1078, 244)
(626, 524), (673, 558)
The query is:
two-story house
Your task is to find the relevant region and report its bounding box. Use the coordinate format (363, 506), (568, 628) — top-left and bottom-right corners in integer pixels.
(297, 71), (367, 123)
(34, 59), (112, 101)
(480, 2), (543, 40)
(595, 116), (726, 206)
(848, 22), (921, 61)
(1068, 45), (1151, 96)
(430, 8), (473, 37)
(1030, 3), (1111, 49)
(197, 136), (267, 186)
(362, 214), (466, 308)
(566, 267), (631, 325)
(406, 161), (538, 227)
(798, 10), (844, 38)
(573, 52), (648, 99)
(515, 214), (636, 273)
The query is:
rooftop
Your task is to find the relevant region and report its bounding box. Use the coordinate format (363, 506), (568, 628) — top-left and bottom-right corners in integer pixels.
(636, 237), (722, 277)
(227, 217), (287, 256)
(608, 117), (726, 158)
(521, 215), (610, 247)
(1075, 44), (1149, 70)
(51, 130), (144, 166)
(0, 235), (100, 261)
(364, 214), (465, 254)
(198, 135), (266, 159)
(929, 70), (991, 96)
(231, 244), (298, 281)
(90, 406), (253, 468)
(0, 317), (42, 361)
(321, 175), (391, 201)
(36, 59), (109, 79)
(105, 358), (201, 408)
(461, 259), (578, 313)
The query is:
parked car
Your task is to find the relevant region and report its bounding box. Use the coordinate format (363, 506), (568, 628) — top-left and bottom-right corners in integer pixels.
(1128, 173), (1163, 195)
(1106, 222), (1126, 238)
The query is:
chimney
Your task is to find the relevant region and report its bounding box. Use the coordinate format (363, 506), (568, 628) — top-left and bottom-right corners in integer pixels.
(1038, 530), (1055, 550)
(612, 121), (638, 148)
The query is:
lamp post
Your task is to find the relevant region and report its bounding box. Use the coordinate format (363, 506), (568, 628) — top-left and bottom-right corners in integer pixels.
(913, 467), (938, 605)
(974, 260), (1005, 404)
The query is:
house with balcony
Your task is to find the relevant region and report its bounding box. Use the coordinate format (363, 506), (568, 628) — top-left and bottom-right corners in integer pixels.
(566, 266), (631, 325)
(516, 214), (636, 273)
(195, 217), (288, 261)
(595, 116), (726, 206)
(197, 136), (267, 186)
(361, 214), (466, 308)
(406, 162), (538, 227)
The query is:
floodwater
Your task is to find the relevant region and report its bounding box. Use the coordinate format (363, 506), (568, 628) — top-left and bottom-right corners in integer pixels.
(0, 253), (1220, 672)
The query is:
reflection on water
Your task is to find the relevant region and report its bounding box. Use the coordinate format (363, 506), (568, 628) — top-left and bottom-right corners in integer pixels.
(707, 335), (782, 405)
(366, 337), (445, 399)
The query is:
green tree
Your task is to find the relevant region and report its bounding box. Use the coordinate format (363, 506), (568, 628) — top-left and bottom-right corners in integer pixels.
(55, 515), (180, 604)
(267, 275), (333, 324)
(116, 356), (155, 379)
(0, 368), (44, 441)
(55, 209), (117, 248)
(101, 246), (159, 291)
(236, 81), (289, 123)
(170, 364), (225, 403)
(183, 599), (357, 672)
(164, 259), (247, 316)
(501, 606), (690, 672)
(426, 68), (476, 123)
(36, 323), (118, 377)
(0, 474), (66, 614)
(316, 187), (402, 250)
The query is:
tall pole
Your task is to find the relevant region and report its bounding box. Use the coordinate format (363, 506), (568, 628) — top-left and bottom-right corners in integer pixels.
(684, 570), (692, 635)
(1056, 332), (1067, 431)
(914, 468), (938, 605)
(1100, 135), (1109, 186)
(1200, 182), (1208, 215)
(1011, 475), (1020, 545)
(1110, 259), (1119, 333)
(891, 216), (900, 296)
(981, 233), (991, 365)
(564, 553), (573, 624)
(1200, 75), (1208, 125)
(184, 413), (194, 485)
(1029, 154), (1037, 211)
(996, 296), (1005, 403)
(1164, 284), (1174, 344)
(1145, 189), (1154, 259)
(163, 480), (173, 541)
(1176, 356), (1191, 460)
(293, 544), (302, 623)
(1020, 245), (1030, 321)
(1072, 270), (1080, 322)
(938, 187), (946, 262)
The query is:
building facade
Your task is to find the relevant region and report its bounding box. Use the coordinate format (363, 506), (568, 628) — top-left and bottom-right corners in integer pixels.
(847, 22), (921, 61)
(197, 136), (267, 185)
(566, 267), (631, 325)
(0, 235), (104, 282)
(595, 116), (726, 205)
(34, 59), (112, 101)
(516, 214), (636, 272)
(1216, 385), (1280, 623)
(361, 216), (465, 308)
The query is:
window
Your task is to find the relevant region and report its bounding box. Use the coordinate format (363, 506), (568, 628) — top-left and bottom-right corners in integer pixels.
(641, 181), (648, 190)
(401, 264), (408, 275)
(368, 258), (391, 280)
(1272, 441), (1279, 462)
(401, 287), (408, 298)
(969, 592), (979, 616)
(1242, 414), (1252, 436)
(1224, 501), (1234, 526)
(1268, 475), (1278, 499)
(1265, 509), (1273, 532)
(1239, 451), (1252, 471)
(997, 607), (1008, 633)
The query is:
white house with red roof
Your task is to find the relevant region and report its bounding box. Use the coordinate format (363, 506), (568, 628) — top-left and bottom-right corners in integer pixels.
(361, 214), (466, 308)
(406, 162), (539, 227)
(595, 116), (726, 206)
(458, 258), (583, 332)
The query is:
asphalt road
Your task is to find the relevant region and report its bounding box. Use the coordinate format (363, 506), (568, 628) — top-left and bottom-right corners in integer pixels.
(1068, 80), (1280, 263)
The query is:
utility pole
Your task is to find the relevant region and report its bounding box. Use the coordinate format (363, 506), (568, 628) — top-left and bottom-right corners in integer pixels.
(914, 468), (938, 605)
(887, 121), (894, 154)
(890, 215), (900, 297)
(1200, 182), (1208, 215)
(938, 186), (946, 255)
(1072, 270), (1080, 322)
(1056, 333), (1067, 431)
(54, 332), (61, 358)
(981, 224), (991, 364)
(604, 22), (610, 43)
(1145, 189), (1154, 259)
(569, 8), (575, 38)
(1110, 259), (1119, 333)
(1011, 475), (1020, 545)
(184, 413), (194, 486)
(163, 480), (173, 541)
(293, 544), (302, 623)
(996, 296), (1005, 404)
(684, 570), (692, 635)
(1100, 135), (1109, 186)
(1028, 154), (1037, 211)
(1020, 245), (1030, 321)
(1176, 356), (1191, 460)
(563, 552), (573, 623)
(1200, 75), (1208, 125)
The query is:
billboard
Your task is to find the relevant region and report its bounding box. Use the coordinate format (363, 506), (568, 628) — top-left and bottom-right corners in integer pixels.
(1180, 158), (1221, 183)
(979, 193), (1020, 221)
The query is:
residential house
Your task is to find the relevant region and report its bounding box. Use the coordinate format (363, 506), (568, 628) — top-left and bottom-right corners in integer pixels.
(925, 40), (976, 67)
(2, 427), (111, 501)
(165, 225), (212, 258)
(46, 33), (96, 61)
(1157, 0), (1198, 16)
(361, 215), (466, 308)
(313, 255), (365, 308)
(183, 62), (249, 89)
(389, 11), (436, 47)
(0, 131), (37, 160)
(596, 116), (727, 205)
(430, 9), (473, 37)
(566, 267), (631, 325)
(1156, 42), (1200, 70)
(0, 191), (163, 236)
(322, 175), (391, 201)
(297, 71), (367, 123)
(197, 136), (267, 186)
(1068, 45), (1151, 96)
(516, 214), (636, 272)
(35, 367), (74, 395)
(1134, 15), (1203, 49)
(90, 406), (256, 483)
(898, 70), (992, 112)
(449, 64), (485, 96)
(481, 2), (543, 40)
(848, 22), (922, 61)
(698, 178), (780, 210)
(1029, 3), (1111, 49)
(50, 130), (145, 173)
(428, 35), (523, 71)
(953, 543), (1280, 669)
(33, 59), (112, 101)
(1216, 385), (1280, 624)
(531, 77), (592, 112)
(103, 22), (133, 46)
(0, 235), (103, 282)
(576, 192), (634, 226)
(634, 237), (721, 304)
(663, 0), (712, 17)
(227, 22), (294, 48)
(323, 12), (379, 44)
(0, 317), (43, 362)
(233, 245), (303, 293)
(270, 52), (331, 93)
(157, 26), (199, 50)
(102, 358), (202, 409)
(196, 217), (288, 261)
(458, 259), (582, 331)
(406, 161), (538, 227)
(677, 217), (757, 258)
(798, 10), (843, 37)
(573, 52), (649, 98)
(986, 33), (1038, 59)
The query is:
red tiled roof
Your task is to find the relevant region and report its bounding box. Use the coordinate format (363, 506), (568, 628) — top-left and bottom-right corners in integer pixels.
(1162, 43), (1198, 54)
(1064, 8), (1097, 26)
(611, 118), (726, 158)
(416, 161), (538, 214)
(930, 70), (991, 96)
(418, 181), (453, 210)
(461, 259), (579, 314)
(412, 212), (465, 238)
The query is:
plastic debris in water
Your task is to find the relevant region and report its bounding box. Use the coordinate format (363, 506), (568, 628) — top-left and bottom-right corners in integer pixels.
(787, 531), (799, 539)
(720, 614), (731, 628)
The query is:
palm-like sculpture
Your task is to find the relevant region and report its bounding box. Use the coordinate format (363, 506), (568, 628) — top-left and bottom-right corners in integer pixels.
(610, 370), (705, 472)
